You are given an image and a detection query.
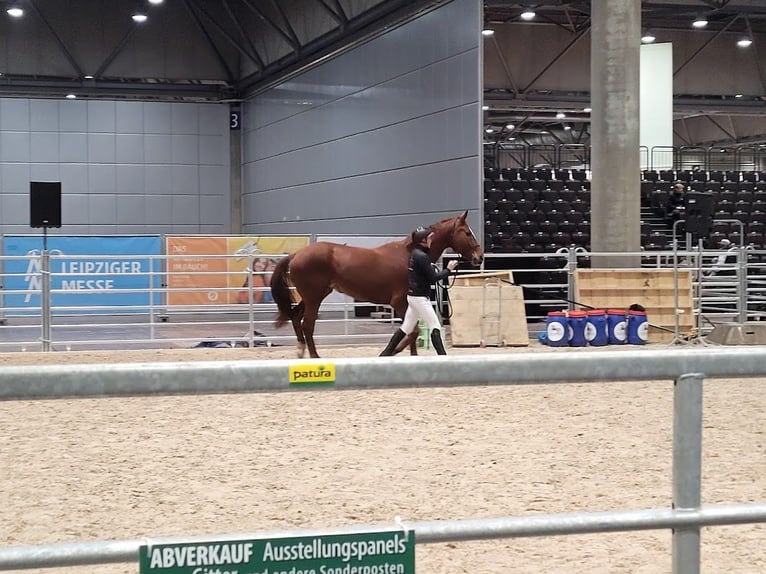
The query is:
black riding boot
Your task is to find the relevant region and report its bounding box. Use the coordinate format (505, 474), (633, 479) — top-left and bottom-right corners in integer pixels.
(380, 328), (406, 356)
(430, 329), (447, 355)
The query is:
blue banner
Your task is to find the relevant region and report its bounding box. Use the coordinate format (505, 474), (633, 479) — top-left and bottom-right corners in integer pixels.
(2, 235), (162, 314)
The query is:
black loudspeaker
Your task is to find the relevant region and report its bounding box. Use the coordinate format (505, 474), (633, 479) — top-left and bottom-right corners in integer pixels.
(30, 181), (62, 228)
(684, 191), (714, 237)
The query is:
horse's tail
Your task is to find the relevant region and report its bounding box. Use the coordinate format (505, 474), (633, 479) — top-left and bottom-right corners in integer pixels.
(270, 254), (296, 328)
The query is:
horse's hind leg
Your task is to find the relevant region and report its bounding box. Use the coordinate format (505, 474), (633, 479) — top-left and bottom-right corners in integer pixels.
(301, 301), (323, 358)
(291, 302), (306, 358)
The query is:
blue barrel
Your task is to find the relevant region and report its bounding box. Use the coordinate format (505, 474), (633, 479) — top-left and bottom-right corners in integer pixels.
(568, 310), (587, 347)
(627, 310), (649, 345)
(607, 309), (628, 345)
(585, 309), (608, 346)
(545, 311), (569, 347)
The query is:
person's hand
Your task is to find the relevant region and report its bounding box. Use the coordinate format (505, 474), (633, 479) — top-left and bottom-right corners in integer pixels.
(446, 260), (459, 271)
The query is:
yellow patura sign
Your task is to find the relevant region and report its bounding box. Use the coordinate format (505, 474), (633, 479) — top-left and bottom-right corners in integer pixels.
(288, 363), (336, 385)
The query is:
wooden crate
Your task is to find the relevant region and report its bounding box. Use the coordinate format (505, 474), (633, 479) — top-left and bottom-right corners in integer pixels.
(449, 271), (529, 347)
(574, 269), (694, 342)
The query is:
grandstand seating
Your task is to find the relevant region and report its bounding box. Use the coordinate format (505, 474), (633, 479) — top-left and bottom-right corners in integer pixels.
(483, 168), (766, 253)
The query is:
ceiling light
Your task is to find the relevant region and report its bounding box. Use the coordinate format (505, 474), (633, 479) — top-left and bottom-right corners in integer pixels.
(132, 12), (148, 23)
(583, 107), (592, 113)
(65, 94), (77, 99)
(506, 123), (515, 130)
(520, 10), (535, 21)
(6, 6), (23, 17)
(692, 16), (708, 28)
(737, 38), (753, 48)
(556, 112), (566, 119)
(507, 137), (516, 141)
(482, 28), (494, 37)
(485, 127), (495, 133)
(564, 125), (572, 131)
(148, 0), (164, 4)
(641, 31), (656, 44)
(735, 94), (743, 98)
(83, 74), (94, 79)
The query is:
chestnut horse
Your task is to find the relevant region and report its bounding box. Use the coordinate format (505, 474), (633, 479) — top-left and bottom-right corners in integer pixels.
(270, 211), (484, 358)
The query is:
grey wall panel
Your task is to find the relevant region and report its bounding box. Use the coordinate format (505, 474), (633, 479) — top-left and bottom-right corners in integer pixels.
(59, 101), (87, 132)
(172, 166), (199, 194)
(59, 133), (88, 162)
(31, 133), (60, 163)
(171, 104), (200, 135)
(116, 195), (144, 224)
(87, 133), (116, 163)
(145, 134), (173, 164)
(1, 164), (30, 192)
(30, 163), (61, 182)
(116, 134), (145, 163)
(251, 0), (479, 131)
(89, 195), (117, 224)
(0, 98), (231, 237)
(250, 51), (478, 162)
(0, 194), (25, 223)
(145, 165), (172, 194)
(143, 103), (173, 134)
(87, 101), (116, 133)
(200, 195), (228, 226)
(171, 196), (200, 225)
(171, 135), (199, 165)
(116, 165), (144, 194)
(199, 136), (225, 165)
(200, 165), (226, 195)
(0, 99), (30, 131)
(247, 157), (478, 224)
(116, 102), (144, 134)
(61, 164), (88, 193)
(1, 132), (30, 162)
(241, 0), (481, 238)
(145, 196), (173, 225)
(88, 165), (116, 193)
(65, 195), (91, 225)
(251, 105), (477, 192)
(30, 100), (59, 132)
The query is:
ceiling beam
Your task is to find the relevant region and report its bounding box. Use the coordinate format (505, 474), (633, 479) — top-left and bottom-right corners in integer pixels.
(28, 0), (84, 77)
(241, 0), (299, 51)
(182, 0), (238, 82)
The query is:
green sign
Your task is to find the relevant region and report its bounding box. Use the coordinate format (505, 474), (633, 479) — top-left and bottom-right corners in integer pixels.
(139, 530), (415, 574)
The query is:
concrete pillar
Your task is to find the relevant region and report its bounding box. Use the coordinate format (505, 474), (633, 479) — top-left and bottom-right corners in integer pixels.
(590, 0), (641, 267)
(230, 109), (242, 234)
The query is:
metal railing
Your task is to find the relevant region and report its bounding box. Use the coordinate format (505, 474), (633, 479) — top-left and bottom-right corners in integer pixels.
(488, 143), (766, 172)
(2, 248), (763, 352)
(0, 349), (765, 574)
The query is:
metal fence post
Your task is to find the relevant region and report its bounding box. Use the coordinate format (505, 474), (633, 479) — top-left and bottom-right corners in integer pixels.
(672, 372), (704, 574)
(41, 250), (51, 352)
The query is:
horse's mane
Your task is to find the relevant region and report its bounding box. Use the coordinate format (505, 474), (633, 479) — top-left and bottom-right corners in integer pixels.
(402, 215), (457, 248)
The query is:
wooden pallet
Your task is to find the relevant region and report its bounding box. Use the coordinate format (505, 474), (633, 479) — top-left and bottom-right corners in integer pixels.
(449, 271), (529, 347)
(574, 269), (694, 342)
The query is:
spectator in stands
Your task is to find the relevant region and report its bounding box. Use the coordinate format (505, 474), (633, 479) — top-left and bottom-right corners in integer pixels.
(706, 238), (737, 276)
(665, 182), (686, 225)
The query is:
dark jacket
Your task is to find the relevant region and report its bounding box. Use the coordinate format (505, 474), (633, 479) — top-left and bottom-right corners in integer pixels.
(666, 191), (684, 218)
(407, 246), (451, 296)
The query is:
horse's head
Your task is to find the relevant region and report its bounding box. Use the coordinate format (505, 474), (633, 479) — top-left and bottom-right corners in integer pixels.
(430, 210), (484, 267)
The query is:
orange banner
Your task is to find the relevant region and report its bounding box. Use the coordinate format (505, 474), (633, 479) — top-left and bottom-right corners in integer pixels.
(165, 236), (309, 306)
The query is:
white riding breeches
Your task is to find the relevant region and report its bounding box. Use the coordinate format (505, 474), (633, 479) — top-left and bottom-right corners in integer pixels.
(400, 295), (442, 334)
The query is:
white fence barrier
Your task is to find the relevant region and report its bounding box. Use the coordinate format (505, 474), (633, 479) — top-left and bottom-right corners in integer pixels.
(1, 348), (765, 574)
